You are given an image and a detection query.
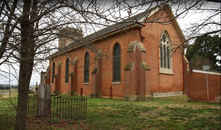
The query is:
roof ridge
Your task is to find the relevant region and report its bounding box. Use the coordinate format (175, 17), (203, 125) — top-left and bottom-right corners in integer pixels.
(49, 4), (166, 58)
(81, 5), (161, 40)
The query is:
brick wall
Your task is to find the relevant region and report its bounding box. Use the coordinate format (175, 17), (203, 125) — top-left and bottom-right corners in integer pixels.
(142, 9), (184, 94)
(186, 70), (221, 102)
(46, 7), (184, 99)
(49, 29), (141, 96)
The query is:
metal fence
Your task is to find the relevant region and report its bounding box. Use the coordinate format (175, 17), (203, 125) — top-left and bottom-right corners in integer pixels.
(27, 95), (38, 116)
(27, 95), (87, 125)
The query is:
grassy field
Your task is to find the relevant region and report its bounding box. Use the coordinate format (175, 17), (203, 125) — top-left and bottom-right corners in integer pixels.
(0, 89), (18, 98)
(0, 94), (220, 130)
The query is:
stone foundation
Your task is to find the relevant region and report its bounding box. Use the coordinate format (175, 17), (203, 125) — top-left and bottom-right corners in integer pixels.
(123, 95), (152, 101)
(137, 95), (152, 101)
(54, 91), (60, 94)
(71, 91), (77, 96)
(151, 91), (183, 98)
(210, 95), (221, 103)
(90, 93), (102, 98)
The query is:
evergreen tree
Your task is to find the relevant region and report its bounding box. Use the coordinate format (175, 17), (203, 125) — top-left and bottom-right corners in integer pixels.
(186, 35), (221, 70)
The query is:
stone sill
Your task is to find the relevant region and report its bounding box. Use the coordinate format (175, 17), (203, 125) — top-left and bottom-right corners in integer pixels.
(83, 83), (89, 85)
(159, 68), (173, 75)
(112, 82), (121, 85)
(65, 83), (68, 85)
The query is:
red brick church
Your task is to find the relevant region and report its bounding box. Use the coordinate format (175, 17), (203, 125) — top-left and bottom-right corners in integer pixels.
(43, 4), (188, 101)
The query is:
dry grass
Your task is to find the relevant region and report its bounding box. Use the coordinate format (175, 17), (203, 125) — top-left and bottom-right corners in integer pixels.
(0, 89), (18, 98)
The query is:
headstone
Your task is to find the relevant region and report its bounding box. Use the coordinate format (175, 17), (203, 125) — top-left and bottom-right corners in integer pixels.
(44, 84), (51, 116)
(45, 84), (51, 99)
(38, 83), (45, 116)
(38, 83), (44, 98)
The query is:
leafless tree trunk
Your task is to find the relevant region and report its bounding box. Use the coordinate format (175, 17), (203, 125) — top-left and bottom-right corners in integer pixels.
(15, 0), (35, 129)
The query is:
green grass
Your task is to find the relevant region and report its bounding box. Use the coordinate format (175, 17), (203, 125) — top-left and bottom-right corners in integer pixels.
(84, 95), (220, 130)
(0, 96), (17, 130)
(0, 95), (220, 130)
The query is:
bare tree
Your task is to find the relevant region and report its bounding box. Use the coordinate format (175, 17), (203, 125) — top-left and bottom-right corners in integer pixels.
(0, 0), (220, 129)
(0, 0), (114, 129)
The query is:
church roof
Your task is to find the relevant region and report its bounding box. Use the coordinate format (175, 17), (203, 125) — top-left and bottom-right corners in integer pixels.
(48, 4), (186, 59)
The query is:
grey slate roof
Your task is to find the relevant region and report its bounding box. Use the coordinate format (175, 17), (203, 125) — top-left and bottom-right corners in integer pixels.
(50, 6), (159, 58)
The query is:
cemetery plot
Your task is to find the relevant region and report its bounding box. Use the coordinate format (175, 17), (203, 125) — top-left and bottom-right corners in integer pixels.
(26, 83), (87, 126)
(27, 95), (87, 126)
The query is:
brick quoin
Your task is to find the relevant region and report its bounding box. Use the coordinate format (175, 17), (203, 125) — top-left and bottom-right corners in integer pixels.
(44, 5), (186, 100)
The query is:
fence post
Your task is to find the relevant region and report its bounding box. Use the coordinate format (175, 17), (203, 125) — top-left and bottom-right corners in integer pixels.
(81, 88), (83, 96)
(110, 86), (112, 99)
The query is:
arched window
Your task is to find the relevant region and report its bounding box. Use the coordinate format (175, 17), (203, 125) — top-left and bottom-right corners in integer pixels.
(159, 31), (172, 73)
(160, 44), (163, 67)
(163, 45), (166, 68)
(167, 46), (170, 69)
(84, 52), (89, 83)
(65, 58), (69, 83)
(113, 43), (121, 82)
(52, 62), (55, 83)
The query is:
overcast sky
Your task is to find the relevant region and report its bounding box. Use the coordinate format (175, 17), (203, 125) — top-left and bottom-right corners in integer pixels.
(0, 1), (220, 85)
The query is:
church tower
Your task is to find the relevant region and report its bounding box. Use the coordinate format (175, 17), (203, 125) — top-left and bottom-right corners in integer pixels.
(58, 26), (83, 48)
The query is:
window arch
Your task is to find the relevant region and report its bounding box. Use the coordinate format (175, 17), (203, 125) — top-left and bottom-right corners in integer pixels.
(52, 62), (55, 83)
(159, 30), (173, 73)
(84, 52), (89, 83)
(65, 58), (69, 83)
(113, 43), (121, 82)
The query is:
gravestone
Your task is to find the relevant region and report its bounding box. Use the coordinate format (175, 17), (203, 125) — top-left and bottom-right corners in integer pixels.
(38, 83), (45, 116)
(44, 84), (51, 115)
(37, 83), (51, 116)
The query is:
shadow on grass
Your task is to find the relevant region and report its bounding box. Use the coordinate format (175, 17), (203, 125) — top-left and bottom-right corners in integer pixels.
(0, 112), (15, 130)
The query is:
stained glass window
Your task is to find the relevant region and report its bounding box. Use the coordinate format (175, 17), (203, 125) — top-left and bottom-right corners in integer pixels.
(65, 58), (69, 83)
(52, 62), (55, 83)
(84, 52), (89, 83)
(113, 43), (121, 82)
(160, 31), (172, 69)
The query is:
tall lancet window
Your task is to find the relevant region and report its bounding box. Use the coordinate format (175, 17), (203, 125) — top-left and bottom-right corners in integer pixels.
(65, 58), (69, 83)
(159, 31), (173, 74)
(52, 62), (55, 83)
(160, 43), (163, 67)
(84, 52), (89, 83)
(113, 43), (121, 82)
